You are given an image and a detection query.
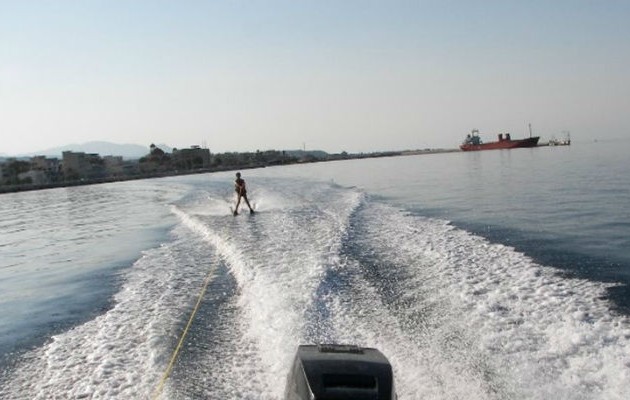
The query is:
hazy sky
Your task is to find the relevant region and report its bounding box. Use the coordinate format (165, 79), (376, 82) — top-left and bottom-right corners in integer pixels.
(1, 0), (629, 155)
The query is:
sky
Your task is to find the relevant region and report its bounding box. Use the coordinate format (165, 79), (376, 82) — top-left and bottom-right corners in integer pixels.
(1, 0), (629, 155)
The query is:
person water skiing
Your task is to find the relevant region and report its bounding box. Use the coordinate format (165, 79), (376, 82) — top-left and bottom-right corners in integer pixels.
(233, 172), (254, 215)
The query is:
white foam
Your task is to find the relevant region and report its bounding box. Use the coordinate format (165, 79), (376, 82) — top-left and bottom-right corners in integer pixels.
(0, 225), (221, 399)
(329, 202), (630, 399)
(3, 180), (629, 399)
(169, 187), (365, 397)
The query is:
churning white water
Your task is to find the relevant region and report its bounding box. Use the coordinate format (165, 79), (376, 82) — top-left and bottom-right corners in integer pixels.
(2, 174), (629, 399)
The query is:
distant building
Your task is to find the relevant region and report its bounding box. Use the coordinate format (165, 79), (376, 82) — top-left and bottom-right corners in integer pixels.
(62, 151), (105, 180)
(18, 169), (48, 185)
(122, 160), (140, 176)
(103, 155), (124, 176)
(31, 156), (61, 183)
(63, 151), (87, 179)
(172, 146), (211, 170)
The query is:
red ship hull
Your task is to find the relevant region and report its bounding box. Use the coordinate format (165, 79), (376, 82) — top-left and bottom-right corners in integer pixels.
(460, 136), (540, 151)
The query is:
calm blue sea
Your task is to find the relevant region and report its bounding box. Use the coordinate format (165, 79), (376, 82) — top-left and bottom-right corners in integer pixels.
(1, 139), (629, 399)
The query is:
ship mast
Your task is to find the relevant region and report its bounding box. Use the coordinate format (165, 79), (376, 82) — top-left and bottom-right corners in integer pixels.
(528, 123), (532, 138)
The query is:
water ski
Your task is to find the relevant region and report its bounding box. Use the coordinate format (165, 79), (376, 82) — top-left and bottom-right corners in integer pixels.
(230, 204), (255, 216)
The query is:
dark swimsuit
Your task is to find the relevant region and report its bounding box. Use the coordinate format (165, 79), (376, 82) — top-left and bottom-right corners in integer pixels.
(235, 178), (246, 195)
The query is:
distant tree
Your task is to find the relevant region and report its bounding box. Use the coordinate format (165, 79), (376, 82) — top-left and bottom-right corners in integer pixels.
(4, 160), (31, 185)
(150, 145), (165, 157)
(140, 144), (171, 173)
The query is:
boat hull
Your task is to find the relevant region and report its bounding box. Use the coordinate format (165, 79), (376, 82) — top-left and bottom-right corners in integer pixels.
(460, 136), (540, 151)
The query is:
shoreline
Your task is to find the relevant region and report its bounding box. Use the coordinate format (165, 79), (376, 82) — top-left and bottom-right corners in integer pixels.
(0, 148), (460, 195)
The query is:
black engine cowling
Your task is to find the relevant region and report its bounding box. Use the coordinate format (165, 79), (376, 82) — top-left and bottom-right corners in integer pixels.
(284, 344), (396, 400)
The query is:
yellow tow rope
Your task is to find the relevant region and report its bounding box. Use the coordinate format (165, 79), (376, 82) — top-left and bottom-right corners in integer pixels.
(151, 271), (214, 399)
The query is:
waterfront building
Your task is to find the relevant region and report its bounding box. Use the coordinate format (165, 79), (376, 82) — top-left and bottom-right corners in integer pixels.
(103, 155), (125, 176)
(62, 151), (106, 180)
(18, 169), (48, 185)
(31, 156), (61, 183)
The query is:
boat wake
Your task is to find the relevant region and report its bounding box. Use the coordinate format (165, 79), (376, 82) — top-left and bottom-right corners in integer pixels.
(1, 179), (629, 399)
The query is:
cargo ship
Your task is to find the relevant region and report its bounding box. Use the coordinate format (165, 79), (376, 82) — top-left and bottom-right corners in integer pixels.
(460, 126), (540, 151)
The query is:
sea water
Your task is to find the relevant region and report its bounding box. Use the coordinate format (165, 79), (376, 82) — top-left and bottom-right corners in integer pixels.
(0, 139), (629, 399)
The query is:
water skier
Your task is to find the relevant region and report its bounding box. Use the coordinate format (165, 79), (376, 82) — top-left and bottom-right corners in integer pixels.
(233, 172), (255, 215)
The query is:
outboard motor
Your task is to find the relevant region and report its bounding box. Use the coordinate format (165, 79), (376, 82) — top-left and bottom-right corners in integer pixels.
(284, 344), (396, 400)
